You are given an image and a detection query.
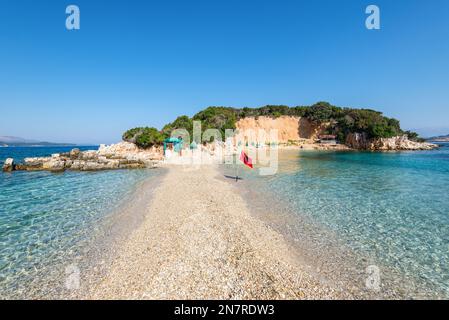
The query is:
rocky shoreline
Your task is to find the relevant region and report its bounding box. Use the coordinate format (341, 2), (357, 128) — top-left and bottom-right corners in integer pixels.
(346, 134), (438, 151)
(2, 142), (163, 172)
(2, 136), (439, 173)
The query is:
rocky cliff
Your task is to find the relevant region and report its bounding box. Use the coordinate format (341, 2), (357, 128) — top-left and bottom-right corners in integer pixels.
(234, 116), (438, 150)
(346, 133), (438, 150)
(234, 116), (326, 143)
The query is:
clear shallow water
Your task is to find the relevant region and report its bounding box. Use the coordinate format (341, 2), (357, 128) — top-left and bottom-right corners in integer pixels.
(228, 143), (449, 298)
(0, 146), (160, 298)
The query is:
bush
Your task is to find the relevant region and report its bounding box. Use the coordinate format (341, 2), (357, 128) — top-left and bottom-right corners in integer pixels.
(291, 106), (308, 117)
(404, 130), (425, 142)
(162, 115), (193, 138)
(304, 102), (339, 123)
(123, 127), (163, 149)
(122, 127), (144, 142)
(331, 108), (402, 141)
(193, 107), (237, 137)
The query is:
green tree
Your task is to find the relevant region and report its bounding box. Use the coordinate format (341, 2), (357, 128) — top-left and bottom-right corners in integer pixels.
(193, 107), (237, 137)
(304, 102), (339, 123)
(135, 127), (164, 148)
(122, 127), (144, 142)
(162, 115), (193, 138)
(123, 127), (163, 149)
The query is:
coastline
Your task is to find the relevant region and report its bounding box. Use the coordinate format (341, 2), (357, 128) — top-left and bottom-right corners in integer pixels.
(77, 164), (351, 299)
(3, 146), (447, 299)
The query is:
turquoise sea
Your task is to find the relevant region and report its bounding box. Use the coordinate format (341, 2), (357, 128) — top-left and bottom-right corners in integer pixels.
(2, 144), (449, 299)
(0, 146), (161, 298)
(227, 142), (449, 299)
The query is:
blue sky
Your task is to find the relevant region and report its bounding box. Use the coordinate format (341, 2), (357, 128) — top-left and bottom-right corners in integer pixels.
(0, 0), (448, 144)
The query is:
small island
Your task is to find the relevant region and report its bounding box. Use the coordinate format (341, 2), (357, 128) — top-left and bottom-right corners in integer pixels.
(2, 102), (438, 173)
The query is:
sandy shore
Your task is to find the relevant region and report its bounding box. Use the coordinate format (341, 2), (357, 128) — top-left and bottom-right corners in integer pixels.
(81, 164), (350, 299)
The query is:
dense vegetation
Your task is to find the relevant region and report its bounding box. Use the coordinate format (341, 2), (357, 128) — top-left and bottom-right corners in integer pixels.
(323, 105), (403, 141)
(122, 127), (164, 148)
(162, 116), (193, 138)
(193, 107), (237, 138)
(123, 102), (422, 147)
(236, 102), (405, 141)
(235, 105), (307, 119)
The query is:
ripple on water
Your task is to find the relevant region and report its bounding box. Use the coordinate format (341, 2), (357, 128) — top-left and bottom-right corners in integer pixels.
(224, 145), (449, 299)
(0, 166), (161, 299)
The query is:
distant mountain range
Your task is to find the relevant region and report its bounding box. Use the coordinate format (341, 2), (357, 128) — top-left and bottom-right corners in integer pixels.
(427, 134), (449, 142)
(0, 136), (75, 147)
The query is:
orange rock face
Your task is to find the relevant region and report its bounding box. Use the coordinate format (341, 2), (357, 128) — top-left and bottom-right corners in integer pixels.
(234, 116), (326, 144)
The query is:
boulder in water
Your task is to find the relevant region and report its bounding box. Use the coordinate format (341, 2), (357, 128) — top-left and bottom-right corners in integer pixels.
(2, 158), (14, 172)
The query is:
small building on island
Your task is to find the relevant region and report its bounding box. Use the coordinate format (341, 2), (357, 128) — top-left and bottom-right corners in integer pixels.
(318, 134), (337, 144)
